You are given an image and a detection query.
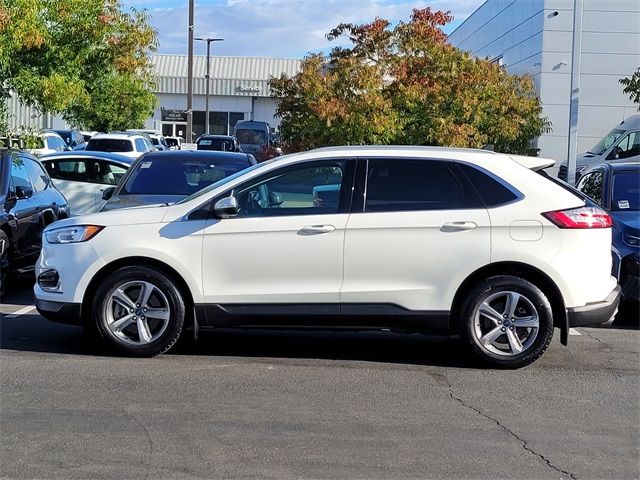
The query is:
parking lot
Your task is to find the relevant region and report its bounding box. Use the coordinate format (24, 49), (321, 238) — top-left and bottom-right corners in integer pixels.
(0, 275), (638, 480)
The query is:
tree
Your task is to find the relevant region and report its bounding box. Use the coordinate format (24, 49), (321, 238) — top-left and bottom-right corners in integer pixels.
(620, 67), (640, 110)
(0, 0), (157, 131)
(270, 8), (550, 155)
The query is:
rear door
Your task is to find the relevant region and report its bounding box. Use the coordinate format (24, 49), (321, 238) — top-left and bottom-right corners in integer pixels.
(341, 158), (491, 320)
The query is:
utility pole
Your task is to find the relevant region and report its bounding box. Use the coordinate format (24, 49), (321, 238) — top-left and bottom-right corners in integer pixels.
(186, 0), (194, 143)
(195, 37), (224, 134)
(566, 0), (583, 185)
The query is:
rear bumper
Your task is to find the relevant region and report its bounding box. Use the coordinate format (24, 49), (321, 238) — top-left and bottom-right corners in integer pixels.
(36, 299), (82, 325)
(567, 285), (621, 327)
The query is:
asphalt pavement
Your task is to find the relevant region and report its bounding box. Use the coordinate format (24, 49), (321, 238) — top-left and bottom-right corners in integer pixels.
(1, 274), (639, 480)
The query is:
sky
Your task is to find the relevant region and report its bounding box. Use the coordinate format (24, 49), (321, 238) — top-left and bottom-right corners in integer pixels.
(122, 0), (485, 58)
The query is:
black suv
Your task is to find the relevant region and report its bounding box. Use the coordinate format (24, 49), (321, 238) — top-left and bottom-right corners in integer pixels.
(196, 135), (242, 152)
(0, 149), (69, 297)
(47, 129), (86, 151)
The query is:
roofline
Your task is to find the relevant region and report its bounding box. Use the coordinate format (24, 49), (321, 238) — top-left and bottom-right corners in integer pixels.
(152, 53), (302, 62)
(447, 0), (488, 39)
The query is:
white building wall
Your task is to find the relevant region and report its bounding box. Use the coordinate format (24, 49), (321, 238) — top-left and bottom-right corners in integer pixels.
(448, 0), (640, 166)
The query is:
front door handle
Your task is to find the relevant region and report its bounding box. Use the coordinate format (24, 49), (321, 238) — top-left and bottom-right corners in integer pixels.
(440, 221), (477, 232)
(298, 225), (336, 235)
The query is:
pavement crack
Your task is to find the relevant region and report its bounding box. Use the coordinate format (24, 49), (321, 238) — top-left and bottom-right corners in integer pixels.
(122, 407), (154, 480)
(581, 329), (607, 346)
(445, 383), (577, 480)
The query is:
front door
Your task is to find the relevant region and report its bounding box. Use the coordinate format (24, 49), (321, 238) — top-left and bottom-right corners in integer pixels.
(341, 158), (491, 320)
(200, 159), (355, 322)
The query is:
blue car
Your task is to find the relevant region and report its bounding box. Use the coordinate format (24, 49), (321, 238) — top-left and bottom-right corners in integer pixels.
(576, 162), (639, 303)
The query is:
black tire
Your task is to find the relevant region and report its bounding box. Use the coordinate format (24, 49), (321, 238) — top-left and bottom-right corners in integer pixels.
(91, 265), (186, 357)
(0, 230), (11, 300)
(459, 275), (554, 369)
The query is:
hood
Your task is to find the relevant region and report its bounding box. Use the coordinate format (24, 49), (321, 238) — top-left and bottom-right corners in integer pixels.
(612, 211), (640, 237)
(48, 203), (170, 230)
(101, 194), (184, 212)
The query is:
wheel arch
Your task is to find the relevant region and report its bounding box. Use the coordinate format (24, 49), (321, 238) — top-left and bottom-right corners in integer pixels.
(450, 261), (569, 345)
(81, 256), (197, 329)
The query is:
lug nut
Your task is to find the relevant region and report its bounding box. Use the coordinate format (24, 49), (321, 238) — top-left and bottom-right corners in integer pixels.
(136, 304), (140, 307)
(133, 316), (137, 320)
(130, 309), (134, 313)
(143, 308), (147, 312)
(501, 327), (506, 332)
(498, 320), (502, 324)
(510, 326), (515, 330)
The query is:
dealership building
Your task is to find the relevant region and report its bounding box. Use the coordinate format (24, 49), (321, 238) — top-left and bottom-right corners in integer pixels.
(448, 0), (640, 168)
(5, 54), (301, 139)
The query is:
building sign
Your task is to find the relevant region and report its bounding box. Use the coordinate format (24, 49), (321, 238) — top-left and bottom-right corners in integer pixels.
(161, 108), (188, 122)
(237, 84), (261, 93)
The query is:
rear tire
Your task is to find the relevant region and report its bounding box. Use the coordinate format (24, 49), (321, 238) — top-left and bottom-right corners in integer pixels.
(0, 230), (11, 300)
(459, 275), (554, 369)
(91, 266), (186, 357)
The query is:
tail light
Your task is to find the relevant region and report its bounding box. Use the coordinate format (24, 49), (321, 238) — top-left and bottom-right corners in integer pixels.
(542, 206), (612, 229)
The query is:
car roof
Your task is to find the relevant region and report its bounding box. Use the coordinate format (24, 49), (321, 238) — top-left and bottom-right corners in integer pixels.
(618, 114), (640, 130)
(39, 150), (134, 164)
(139, 150), (250, 162)
(198, 134), (235, 140)
(90, 133), (139, 140)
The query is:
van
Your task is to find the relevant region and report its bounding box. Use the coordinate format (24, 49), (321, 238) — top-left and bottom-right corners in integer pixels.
(561, 115), (640, 182)
(233, 120), (271, 162)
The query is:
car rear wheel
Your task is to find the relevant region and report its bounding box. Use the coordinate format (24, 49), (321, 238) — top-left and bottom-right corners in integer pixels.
(459, 275), (554, 369)
(92, 266), (186, 357)
(0, 230), (10, 300)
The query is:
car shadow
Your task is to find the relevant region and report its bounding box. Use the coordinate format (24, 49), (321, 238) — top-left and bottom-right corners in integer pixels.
(3, 273), (36, 307)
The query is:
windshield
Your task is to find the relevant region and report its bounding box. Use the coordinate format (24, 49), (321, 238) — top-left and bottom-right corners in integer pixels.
(87, 139), (134, 153)
(236, 128), (267, 145)
(588, 128), (625, 155)
(176, 158), (276, 204)
(121, 156), (253, 196)
(612, 171), (640, 211)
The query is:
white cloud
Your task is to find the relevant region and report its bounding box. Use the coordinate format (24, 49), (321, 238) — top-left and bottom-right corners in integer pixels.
(134, 0), (484, 58)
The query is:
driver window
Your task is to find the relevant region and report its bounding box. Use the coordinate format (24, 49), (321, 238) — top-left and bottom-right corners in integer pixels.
(232, 160), (346, 217)
(608, 132), (640, 160)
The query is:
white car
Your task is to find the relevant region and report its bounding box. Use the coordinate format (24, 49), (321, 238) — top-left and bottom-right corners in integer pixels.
(39, 151), (133, 215)
(85, 133), (154, 160)
(28, 132), (68, 156)
(34, 146), (620, 368)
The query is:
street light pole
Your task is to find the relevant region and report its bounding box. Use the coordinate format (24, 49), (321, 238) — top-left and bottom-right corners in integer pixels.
(186, 0), (194, 143)
(195, 37), (223, 135)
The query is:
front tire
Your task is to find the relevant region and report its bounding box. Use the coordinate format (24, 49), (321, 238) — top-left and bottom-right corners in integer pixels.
(91, 266), (186, 357)
(459, 275), (554, 369)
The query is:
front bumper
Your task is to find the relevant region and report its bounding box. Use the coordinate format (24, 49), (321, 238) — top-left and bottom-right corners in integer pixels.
(36, 299), (82, 325)
(567, 285), (621, 327)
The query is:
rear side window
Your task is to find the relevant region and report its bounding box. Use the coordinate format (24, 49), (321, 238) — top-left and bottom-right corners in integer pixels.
(87, 139), (134, 153)
(43, 159), (90, 182)
(576, 170), (604, 205)
(457, 163), (519, 207)
(365, 159), (482, 212)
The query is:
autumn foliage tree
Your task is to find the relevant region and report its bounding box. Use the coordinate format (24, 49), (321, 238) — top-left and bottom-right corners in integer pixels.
(0, 0), (157, 132)
(270, 8), (550, 155)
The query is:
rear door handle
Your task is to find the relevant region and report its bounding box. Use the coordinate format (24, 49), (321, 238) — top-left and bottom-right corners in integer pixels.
(441, 221), (477, 232)
(298, 225), (336, 235)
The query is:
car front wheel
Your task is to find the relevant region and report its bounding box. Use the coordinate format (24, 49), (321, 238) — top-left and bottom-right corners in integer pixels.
(92, 266), (186, 357)
(459, 275), (554, 369)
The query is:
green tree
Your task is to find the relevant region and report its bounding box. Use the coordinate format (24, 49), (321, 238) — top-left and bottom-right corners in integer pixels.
(270, 8), (550, 155)
(0, 0), (157, 132)
(620, 67), (640, 110)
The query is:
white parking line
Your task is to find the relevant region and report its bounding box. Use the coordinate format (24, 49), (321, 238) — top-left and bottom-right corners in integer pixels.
(568, 328), (582, 336)
(5, 305), (36, 318)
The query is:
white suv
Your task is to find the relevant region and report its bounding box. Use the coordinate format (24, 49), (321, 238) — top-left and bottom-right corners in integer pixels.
(86, 133), (154, 159)
(34, 146), (620, 368)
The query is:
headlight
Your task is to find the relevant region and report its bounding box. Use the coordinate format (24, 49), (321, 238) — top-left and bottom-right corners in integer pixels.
(623, 234), (640, 248)
(45, 225), (104, 244)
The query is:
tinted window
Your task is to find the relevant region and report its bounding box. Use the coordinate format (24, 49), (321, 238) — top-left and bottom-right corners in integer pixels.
(576, 171), (604, 205)
(608, 131), (640, 160)
(365, 159), (475, 212)
(457, 163), (518, 207)
(612, 171), (640, 211)
(43, 159), (89, 182)
(10, 158), (32, 192)
(197, 138), (236, 151)
(122, 156), (249, 195)
(236, 129), (267, 145)
(87, 139), (134, 153)
(54, 131), (72, 145)
(24, 158), (49, 192)
(233, 161), (346, 217)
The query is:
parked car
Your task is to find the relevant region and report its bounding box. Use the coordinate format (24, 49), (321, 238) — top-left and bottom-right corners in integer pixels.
(164, 137), (182, 150)
(47, 129), (86, 151)
(27, 132), (69, 156)
(576, 162), (639, 304)
(560, 114), (640, 182)
(85, 133), (154, 160)
(100, 150), (257, 212)
(35, 146), (620, 367)
(149, 134), (171, 151)
(1, 149), (68, 298)
(80, 131), (100, 142)
(234, 120), (271, 161)
(196, 135), (241, 152)
(40, 151), (133, 215)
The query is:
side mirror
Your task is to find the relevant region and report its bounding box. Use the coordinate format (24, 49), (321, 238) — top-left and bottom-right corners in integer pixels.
(102, 186), (116, 200)
(213, 196), (239, 219)
(15, 185), (33, 199)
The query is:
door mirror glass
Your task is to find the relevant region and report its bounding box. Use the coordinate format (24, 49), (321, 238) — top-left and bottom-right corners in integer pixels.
(213, 196), (239, 218)
(102, 186), (116, 200)
(15, 185), (33, 199)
